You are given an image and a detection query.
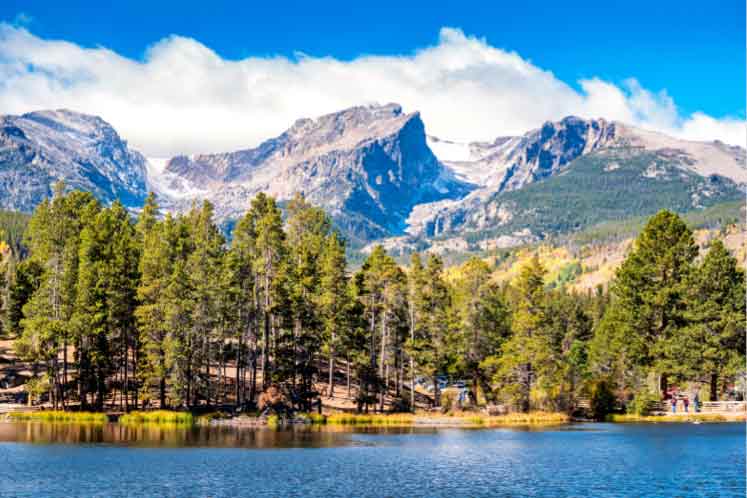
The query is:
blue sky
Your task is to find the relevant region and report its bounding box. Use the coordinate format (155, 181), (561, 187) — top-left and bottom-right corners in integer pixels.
(0, 1), (743, 155)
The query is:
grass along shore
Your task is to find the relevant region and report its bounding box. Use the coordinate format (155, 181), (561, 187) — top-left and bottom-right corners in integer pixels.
(119, 410), (194, 425)
(4, 409), (742, 427)
(4, 410), (108, 423)
(292, 411), (571, 427)
(607, 413), (746, 423)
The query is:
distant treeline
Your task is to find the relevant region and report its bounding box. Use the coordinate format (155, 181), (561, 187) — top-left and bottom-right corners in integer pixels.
(0, 184), (743, 416)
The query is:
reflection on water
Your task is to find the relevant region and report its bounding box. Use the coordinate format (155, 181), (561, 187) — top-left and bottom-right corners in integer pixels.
(0, 422), (743, 497)
(0, 422), (442, 448)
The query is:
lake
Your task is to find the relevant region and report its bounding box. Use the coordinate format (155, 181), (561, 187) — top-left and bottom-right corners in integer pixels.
(0, 422), (743, 497)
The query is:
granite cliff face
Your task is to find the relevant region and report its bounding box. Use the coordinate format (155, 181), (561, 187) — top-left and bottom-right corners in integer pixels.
(0, 110), (148, 211)
(156, 104), (471, 244)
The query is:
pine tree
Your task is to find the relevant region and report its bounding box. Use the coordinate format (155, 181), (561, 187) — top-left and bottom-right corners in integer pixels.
(544, 289), (593, 410)
(135, 206), (175, 409)
(319, 232), (348, 397)
(408, 254), (452, 407)
(17, 186), (99, 408)
(229, 206), (260, 404)
(185, 201), (225, 406)
(451, 256), (510, 405)
(359, 246), (406, 410)
(406, 253), (427, 409)
(589, 210), (697, 394)
(676, 240), (746, 400)
(494, 255), (550, 412)
(73, 202), (139, 410)
(284, 194), (331, 406)
(249, 193), (285, 389)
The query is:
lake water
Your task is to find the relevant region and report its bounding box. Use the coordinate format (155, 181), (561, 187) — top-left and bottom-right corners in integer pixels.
(0, 422), (743, 497)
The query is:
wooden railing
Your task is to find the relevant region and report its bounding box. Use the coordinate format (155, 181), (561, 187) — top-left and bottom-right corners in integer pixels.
(699, 401), (746, 413)
(659, 400), (746, 413)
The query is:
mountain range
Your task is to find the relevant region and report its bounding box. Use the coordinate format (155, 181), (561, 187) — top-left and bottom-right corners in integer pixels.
(1, 104), (744, 253)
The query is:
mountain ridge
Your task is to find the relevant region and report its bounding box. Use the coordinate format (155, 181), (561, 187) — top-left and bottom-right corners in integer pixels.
(0, 105), (743, 252)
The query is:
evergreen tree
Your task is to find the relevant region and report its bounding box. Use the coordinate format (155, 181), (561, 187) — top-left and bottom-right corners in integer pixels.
(356, 246), (405, 411)
(186, 201), (225, 406)
(494, 255), (551, 411)
(589, 210), (697, 394)
(284, 194), (331, 406)
(676, 240), (746, 400)
(544, 290), (593, 409)
(319, 232), (348, 397)
(229, 207), (260, 404)
(451, 257), (510, 405)
(406, 253), (427, 409)
(74, 202), (138, 409)
(17, 186), (99, 408)
(410, 254), (452, 407)
(249, 193), (286, 389)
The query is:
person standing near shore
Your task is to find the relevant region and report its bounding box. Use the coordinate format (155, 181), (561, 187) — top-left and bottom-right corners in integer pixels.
(671, 397), (677, 413)
(683, 397), (689, 413)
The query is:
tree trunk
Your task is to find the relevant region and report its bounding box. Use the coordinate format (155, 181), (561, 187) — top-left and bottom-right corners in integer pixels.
(328, 350), (335, 397)
(521, 362), (532, 413)
(369, 306), (377, 369)
(346, 356), (351, 399)
(133, 339), (139, 410)
(433, 374), (440, 408)
(379, 318), (387, 411)
(236, 332), (243, 406)
(710, 373), (718, 402)
(159, 376), (166, 409)
(159, 346), (166, 408)
(409, 317), (415, 411)
(263, 271), (271, 389)
(62, 336), (68, 409)
(123, 330), (129, 412)
(660, 373), (669, 397)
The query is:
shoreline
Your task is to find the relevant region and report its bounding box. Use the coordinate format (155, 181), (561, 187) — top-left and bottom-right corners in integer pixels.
(605, 413), (746, 423)
(2, 409), (744, 428)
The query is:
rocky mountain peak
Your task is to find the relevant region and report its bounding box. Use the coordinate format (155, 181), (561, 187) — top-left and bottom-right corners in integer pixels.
(163, 103), (419, 185)
(513, 116), (618, 187)
(0, 109), (147, 211)
(155, 103), (469, 245)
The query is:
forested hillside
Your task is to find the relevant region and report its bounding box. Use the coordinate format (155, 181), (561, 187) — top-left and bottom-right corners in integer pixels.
(426, 148), (743, 251)
(0, 185), (744, 416)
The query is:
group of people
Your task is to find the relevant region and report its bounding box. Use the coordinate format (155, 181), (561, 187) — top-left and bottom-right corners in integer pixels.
(668, 392), (700, 414)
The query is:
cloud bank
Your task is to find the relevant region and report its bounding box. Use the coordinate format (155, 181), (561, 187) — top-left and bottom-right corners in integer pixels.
(0, 25), (743, 157)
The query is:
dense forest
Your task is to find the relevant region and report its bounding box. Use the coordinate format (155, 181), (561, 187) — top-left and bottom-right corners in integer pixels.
(0, 184), (744, 416)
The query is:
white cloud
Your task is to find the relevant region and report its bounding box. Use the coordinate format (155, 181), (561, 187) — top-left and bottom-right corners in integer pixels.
(0, 25), (743, 156)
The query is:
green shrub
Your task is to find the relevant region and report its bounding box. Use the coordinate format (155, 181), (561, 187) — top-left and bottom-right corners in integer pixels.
(627, 390), (660, 416)
(266, 414), (280, 428)
(589, 380), (616, 420)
